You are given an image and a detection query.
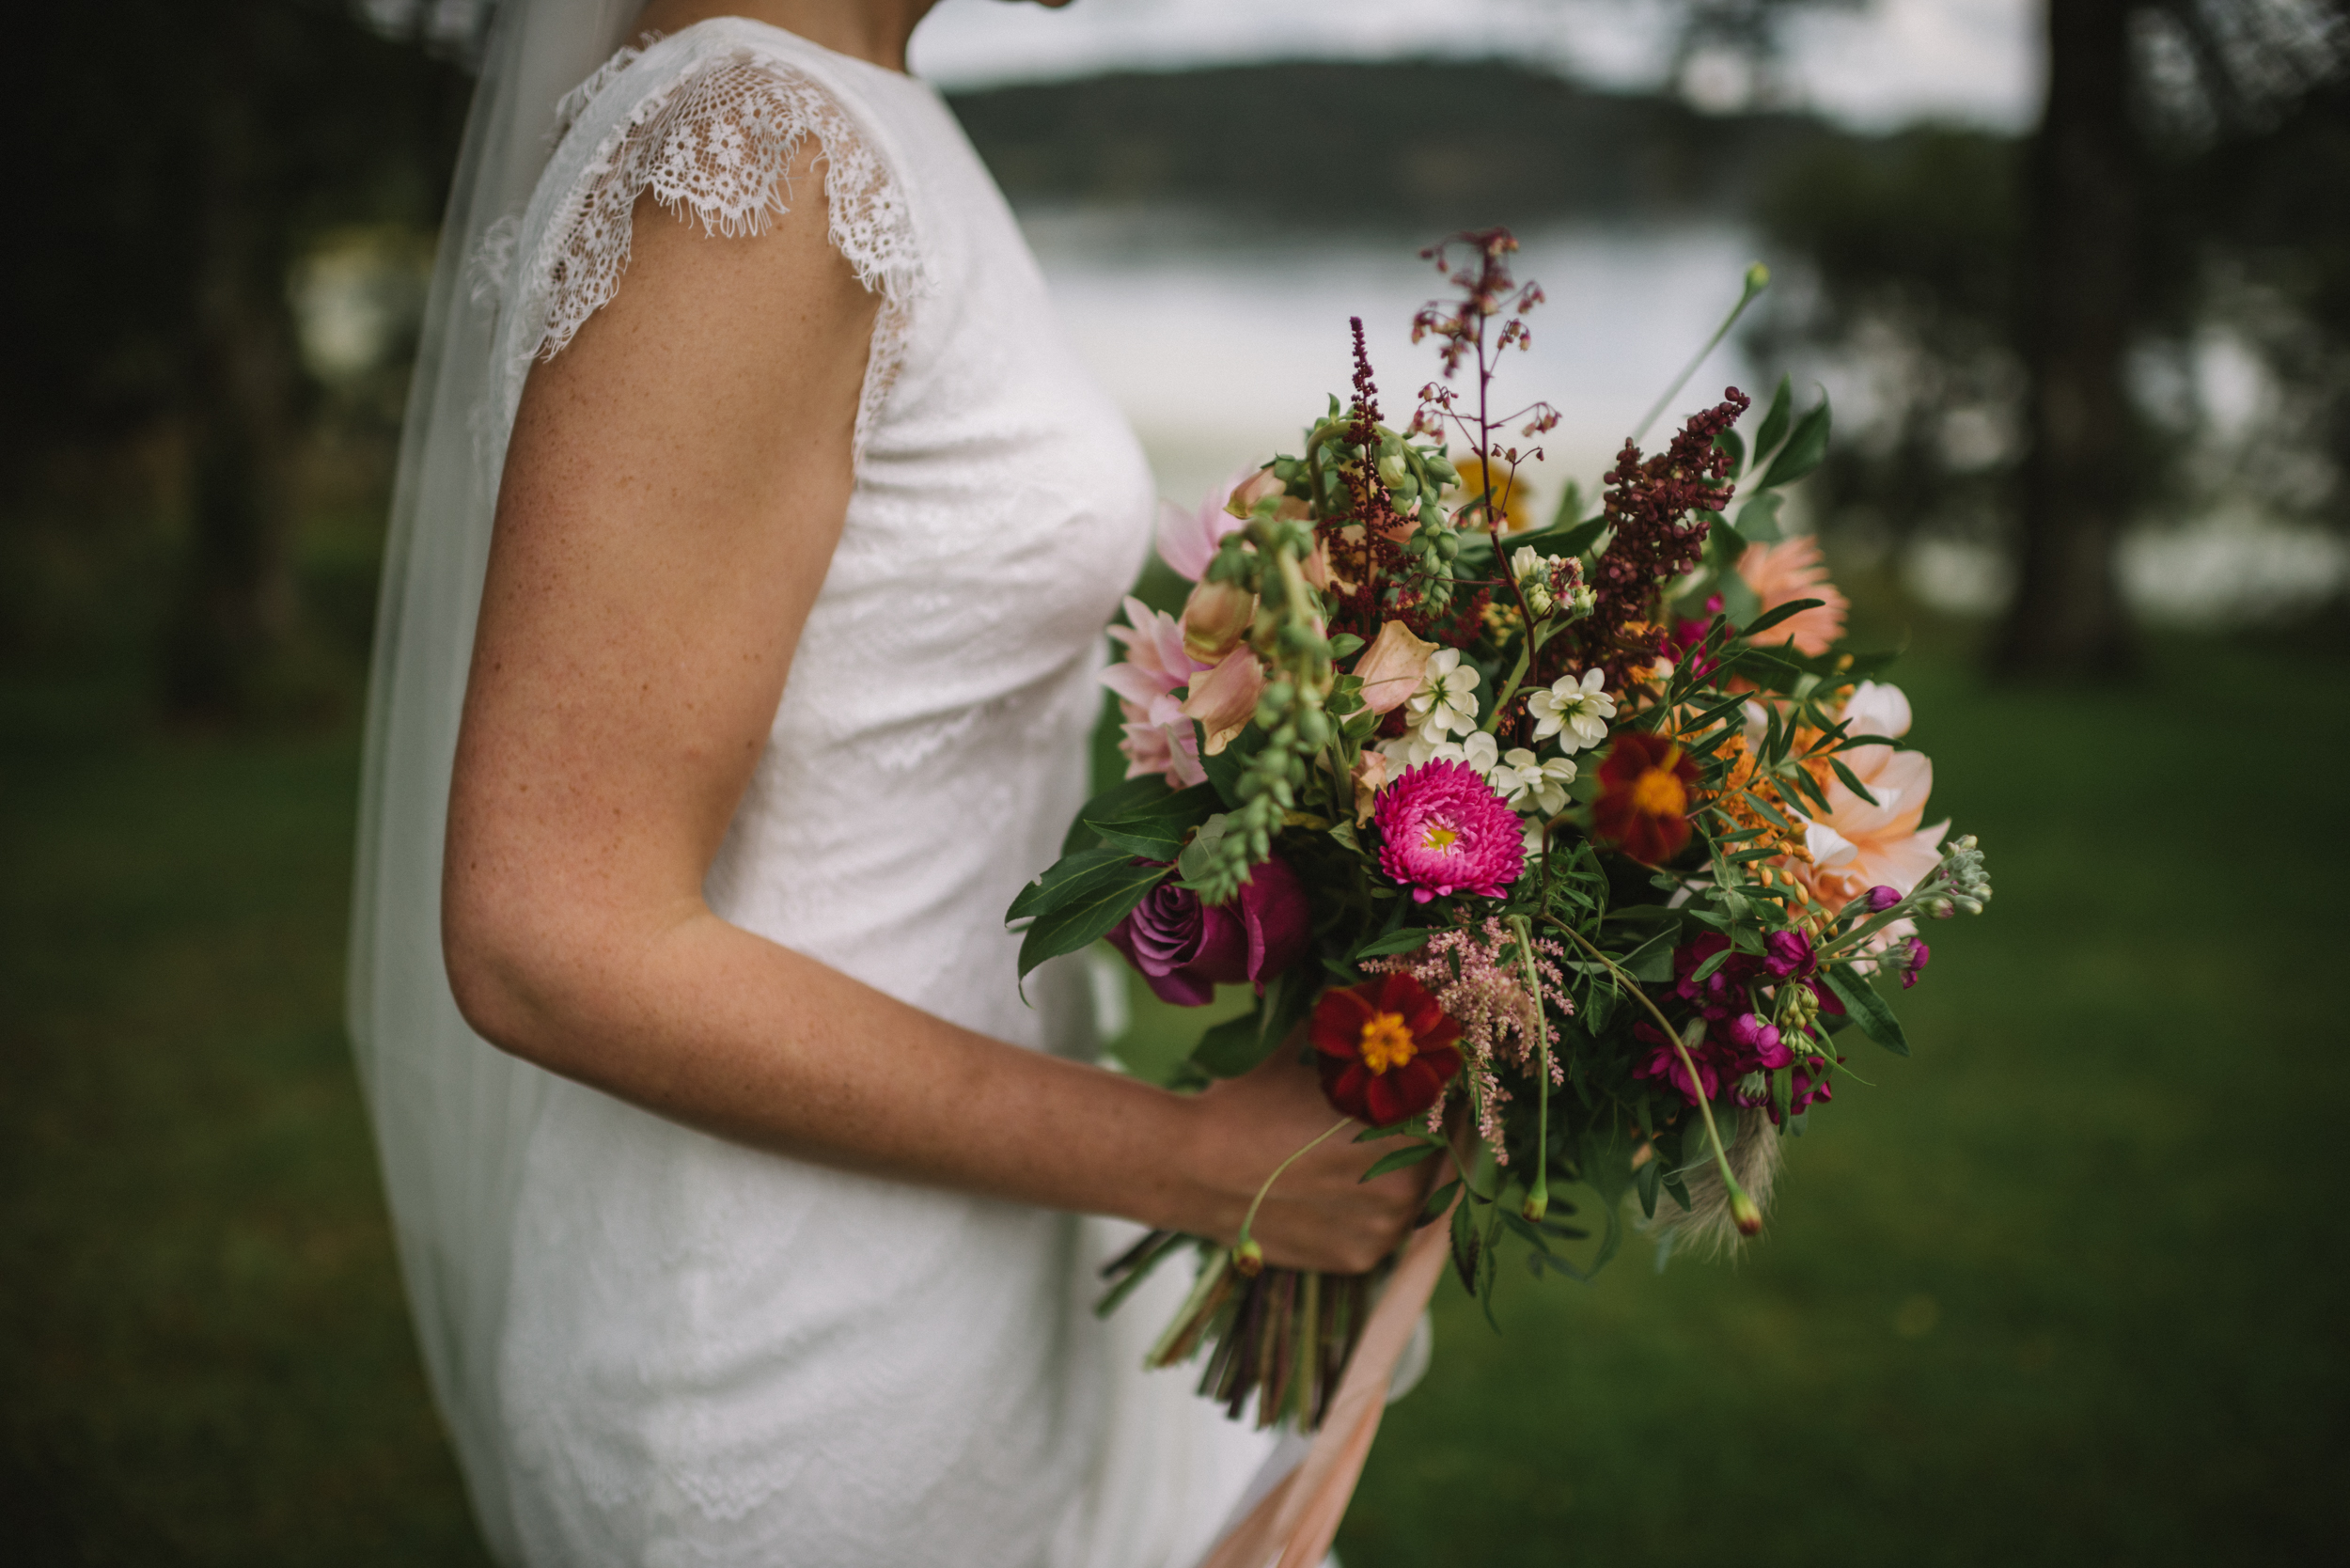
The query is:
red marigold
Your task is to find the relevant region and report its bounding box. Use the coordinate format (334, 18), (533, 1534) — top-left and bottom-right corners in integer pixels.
(1309, 972), (1465, 1125)
(1591, 730), (1700, 864)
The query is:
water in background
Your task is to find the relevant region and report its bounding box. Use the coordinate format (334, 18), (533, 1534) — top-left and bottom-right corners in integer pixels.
(1024, 208), (1760, 524)
(1023, 208), (2345, 624)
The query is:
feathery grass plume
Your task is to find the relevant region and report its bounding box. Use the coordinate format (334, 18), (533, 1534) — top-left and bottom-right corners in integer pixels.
(1645, 1106), (1783, 1262)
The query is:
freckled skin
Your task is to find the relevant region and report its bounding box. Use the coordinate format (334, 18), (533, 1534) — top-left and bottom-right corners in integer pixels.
(437, 0), (1431, 1271)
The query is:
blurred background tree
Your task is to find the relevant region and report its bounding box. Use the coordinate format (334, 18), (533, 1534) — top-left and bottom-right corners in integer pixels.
(1742, 0), (2350, 676)
(1, 0), (472, 722)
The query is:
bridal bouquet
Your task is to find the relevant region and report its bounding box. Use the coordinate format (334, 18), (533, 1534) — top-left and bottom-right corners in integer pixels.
(1007, 230), (1993, 1435)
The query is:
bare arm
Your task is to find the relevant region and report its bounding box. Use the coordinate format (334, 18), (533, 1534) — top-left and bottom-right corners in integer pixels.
(442, 167), (1423, 1273)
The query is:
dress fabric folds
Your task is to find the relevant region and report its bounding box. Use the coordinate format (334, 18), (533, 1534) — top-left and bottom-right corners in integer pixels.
(353, 18), (1281, 1566)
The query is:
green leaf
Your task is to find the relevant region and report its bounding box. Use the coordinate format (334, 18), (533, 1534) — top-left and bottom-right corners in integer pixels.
(1007, 847), (1137, 924)
(1689, 943), (1740, 983)
(1355, 1122), (1445, 1144)
(1824, 965), (1910, 1057)
(1014, 857), (1167, 980)
(1418, 1177), (1462, 1230)
(1741, 597), (1826, 642)
(1449, 1195), (1482, 1293)
(1352, 927), (1434, 961)
(1754, 394), (1831, 492)
(1084, 782), (1223, 859)
(1514, 515), (1608, 559)
(1361, 1143), (1444, 1182)
(1752, 373), (1794, 464)
(1060, 775), (1171, 857)
(1190, 1004), (1273, 1077)
(1621, 927), (1680, 983)
(1827, 756), (1881, 808)
(1715, 427), (1747, 478)
(1735, 489), (1785, 543)
(1327, 633), (1365, 659)
(1529, 1194), (1621, 1283)
(1499, 1208), (1555, 1254)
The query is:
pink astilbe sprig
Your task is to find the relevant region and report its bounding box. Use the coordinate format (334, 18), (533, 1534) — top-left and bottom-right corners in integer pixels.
(1364, 917), (1572, 1158)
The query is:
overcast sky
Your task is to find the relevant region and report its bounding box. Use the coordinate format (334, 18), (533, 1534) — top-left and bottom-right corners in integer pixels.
(909, 0), (2044, 132)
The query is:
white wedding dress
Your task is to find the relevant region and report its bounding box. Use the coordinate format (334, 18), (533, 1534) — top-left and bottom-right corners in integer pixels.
(352, 16), (1283, 1567)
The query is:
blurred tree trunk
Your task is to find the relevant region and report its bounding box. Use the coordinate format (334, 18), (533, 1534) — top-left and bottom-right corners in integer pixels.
(162, 22), (302, 721)
(1995, 0), (2139, 679)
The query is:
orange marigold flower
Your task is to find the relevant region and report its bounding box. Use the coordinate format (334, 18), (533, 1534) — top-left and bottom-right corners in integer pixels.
(1592, 730), (1700, 863)
(1309, 972), (1465, 1125)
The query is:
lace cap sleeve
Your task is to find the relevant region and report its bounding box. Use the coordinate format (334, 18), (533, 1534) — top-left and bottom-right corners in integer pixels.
(497, 40), (926, 452)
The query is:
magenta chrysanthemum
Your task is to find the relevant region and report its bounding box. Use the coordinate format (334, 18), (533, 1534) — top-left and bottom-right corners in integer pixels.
(1372, 760), (1526, 903)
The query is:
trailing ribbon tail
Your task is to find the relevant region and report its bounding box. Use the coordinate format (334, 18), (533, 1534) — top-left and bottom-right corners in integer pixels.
(1193, 1192), (1458, 1568)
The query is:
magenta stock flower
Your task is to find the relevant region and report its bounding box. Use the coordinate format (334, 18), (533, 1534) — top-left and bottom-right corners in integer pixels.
(1105, 855), (1309, 1006)
(1372, 760), (1526, 903)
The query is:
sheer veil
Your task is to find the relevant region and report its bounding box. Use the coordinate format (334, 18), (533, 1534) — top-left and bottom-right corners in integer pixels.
(346, 1), (644, 1555)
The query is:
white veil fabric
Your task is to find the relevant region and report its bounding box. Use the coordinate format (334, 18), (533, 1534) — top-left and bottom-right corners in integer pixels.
(346, 1), (644, 1557)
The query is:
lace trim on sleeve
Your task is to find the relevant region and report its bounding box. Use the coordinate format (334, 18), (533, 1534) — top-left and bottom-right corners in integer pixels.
(514, 45), (924, 453)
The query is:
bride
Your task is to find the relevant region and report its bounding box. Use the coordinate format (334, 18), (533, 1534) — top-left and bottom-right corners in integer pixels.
(347, 1), (1427, 1562)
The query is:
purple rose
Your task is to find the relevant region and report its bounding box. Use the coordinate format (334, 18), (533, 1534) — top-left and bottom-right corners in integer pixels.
(1106, 855), (1310, 1007)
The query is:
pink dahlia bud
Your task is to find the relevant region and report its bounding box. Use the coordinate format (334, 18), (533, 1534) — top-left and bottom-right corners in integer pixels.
(1351, 619), (1438, 715)
(1349, 749), (1388, 826)
(1179, 648), (1266, 756)
(1226, 467), (1284, 518)
(1181, 577), (1256, 664)
(1371, 760), (1526, 903)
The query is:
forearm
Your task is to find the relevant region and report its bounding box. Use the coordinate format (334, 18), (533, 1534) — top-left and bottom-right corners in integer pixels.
(449, 905), (1231, 1235)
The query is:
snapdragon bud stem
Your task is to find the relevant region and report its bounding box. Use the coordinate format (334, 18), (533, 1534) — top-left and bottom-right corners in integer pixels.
(1633, 262), (1771, 445)
(1232, 1116), (1354, 1276)
(1508, 915), (1552, 1223)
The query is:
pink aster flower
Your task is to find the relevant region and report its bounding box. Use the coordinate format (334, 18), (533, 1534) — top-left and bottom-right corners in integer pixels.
(1103, 596), (1207, 787)
(1372, 760), (1526, 903)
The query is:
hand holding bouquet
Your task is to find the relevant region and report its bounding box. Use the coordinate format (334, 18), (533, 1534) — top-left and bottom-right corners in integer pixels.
(1009, 230), (1994, 1443)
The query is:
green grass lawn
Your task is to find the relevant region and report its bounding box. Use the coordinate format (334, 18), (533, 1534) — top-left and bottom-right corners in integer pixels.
(3, 634), (2343, 1562)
